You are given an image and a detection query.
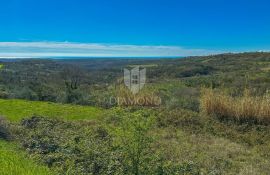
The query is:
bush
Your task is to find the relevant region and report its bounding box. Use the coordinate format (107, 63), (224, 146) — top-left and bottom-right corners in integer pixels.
(0, 117), (11, 140)
(156, 109), (203, 131)
(15, 115), (169, 175)
(14, 87), (39, 101)
(112, 110), (156, 175)
(16, 117), (124, 174)
(15, 112), (194, 175)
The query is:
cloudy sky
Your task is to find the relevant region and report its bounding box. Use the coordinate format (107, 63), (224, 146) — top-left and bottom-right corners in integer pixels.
(0, 42), (225, 58)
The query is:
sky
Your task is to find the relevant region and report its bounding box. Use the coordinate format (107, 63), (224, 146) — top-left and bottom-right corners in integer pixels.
(0, 0), (270, 57)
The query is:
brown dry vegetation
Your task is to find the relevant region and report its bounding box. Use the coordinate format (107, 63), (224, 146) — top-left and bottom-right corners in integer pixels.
(200, 88), (270, 124)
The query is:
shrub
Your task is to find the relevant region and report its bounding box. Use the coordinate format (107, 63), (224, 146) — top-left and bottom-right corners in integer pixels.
(112, 110), (155, 175)
(156, 109), (204, 134)
(16, 115), (172, 175)
(0, 91), (9, 99)
(14, 113), (205, 174)
(16, 117), (125, 174)
(115, 85), (162, 107)
(0, 117), (11, 140)
(14, 87), (39, 101)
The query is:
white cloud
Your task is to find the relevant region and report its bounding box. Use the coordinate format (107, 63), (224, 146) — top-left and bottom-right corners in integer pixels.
(0, 41), (223, 58)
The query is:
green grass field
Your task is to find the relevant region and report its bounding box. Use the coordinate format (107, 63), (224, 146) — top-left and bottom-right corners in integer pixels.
(0, 99), (103, 121)
(0, 140), (54, 175)
(0, 99), (105, 175)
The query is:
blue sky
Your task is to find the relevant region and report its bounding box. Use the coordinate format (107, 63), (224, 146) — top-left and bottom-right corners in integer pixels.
(0, 0), (270, 57)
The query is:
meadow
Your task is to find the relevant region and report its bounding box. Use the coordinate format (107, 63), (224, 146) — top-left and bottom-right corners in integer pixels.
(0, 99), (103, 121)
(0, 140), (53, 175)
(1, 99), (270, 174)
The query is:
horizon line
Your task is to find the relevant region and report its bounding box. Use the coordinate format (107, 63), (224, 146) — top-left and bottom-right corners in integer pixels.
(0, 41), (268, 58)
(0, 51), (268, 60)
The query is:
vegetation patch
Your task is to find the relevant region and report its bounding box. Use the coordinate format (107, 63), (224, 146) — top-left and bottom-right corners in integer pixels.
(0, 99), (103, 121)
(1, 53), (270, 174)
(201, 88), (270, 124)
(12, 113), (198, 175)
(0, 140), (53, 175)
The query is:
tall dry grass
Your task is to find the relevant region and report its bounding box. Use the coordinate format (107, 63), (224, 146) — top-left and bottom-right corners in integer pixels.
(200, 88), (270, 124)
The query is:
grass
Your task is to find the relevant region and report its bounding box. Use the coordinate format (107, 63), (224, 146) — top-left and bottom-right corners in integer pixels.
(0, 99), (103, 122)
(0, 140), (54, 175)
(200, 88), (270, 124)
(0, 99), (104, 174)
(0, 99), (103, 174)
(153, 127), (270, 174)
(0, 96), (269, 174)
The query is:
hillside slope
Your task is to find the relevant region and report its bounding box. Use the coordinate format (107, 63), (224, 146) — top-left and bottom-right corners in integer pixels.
(0, 140), (54, 175)
(0, 99), (103, 121)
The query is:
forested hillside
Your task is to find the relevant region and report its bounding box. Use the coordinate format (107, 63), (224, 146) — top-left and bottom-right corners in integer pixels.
(1, 52), (270, 174)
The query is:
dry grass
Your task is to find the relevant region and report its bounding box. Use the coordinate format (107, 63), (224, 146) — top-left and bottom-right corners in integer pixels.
(200, 88), (270, 124)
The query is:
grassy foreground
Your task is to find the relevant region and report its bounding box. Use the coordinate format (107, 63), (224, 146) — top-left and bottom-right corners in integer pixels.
(0, 140), (53, 175)
(1, 94), (270, 174)
(0, 99), (103, 175)
(0, 99), (103, 121)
